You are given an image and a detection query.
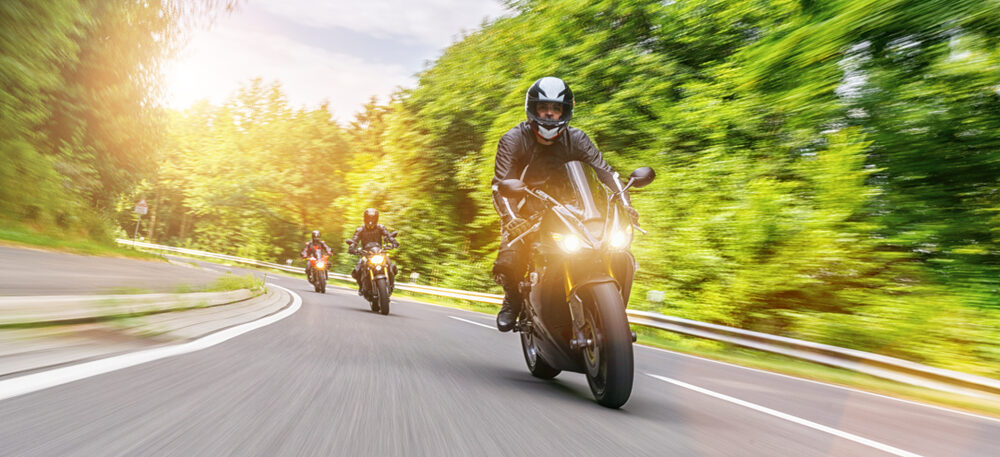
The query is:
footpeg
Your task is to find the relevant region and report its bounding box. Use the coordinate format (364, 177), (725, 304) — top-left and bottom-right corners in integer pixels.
(514, 320), (530, 333)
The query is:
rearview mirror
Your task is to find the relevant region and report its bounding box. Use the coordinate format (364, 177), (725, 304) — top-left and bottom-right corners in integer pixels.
(498, 179), (527, 199)
(390, 231), (398, 238)
(628, 167), (656, 189)
(345, 240), (354, 246)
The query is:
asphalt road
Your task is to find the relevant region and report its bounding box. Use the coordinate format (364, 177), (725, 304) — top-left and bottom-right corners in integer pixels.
(0, 250), (997, 456)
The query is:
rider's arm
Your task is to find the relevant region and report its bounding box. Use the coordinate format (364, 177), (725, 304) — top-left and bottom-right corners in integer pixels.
(380, 225), (399, 249)
(348, 227), (363, 254)
(321, 241), (332, 255)
(570, 128), (633, 207)
(491, 126), (527, 225)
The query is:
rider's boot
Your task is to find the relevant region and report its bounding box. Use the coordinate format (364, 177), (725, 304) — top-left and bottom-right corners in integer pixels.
(495, 273), (522, 332)
(352, 267), (363, 295)
(496, 296), (522, 332)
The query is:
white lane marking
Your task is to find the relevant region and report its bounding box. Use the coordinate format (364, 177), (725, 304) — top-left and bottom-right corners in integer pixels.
(637, 344), (1000, 425)
(647, 374), (923, 457)
(0, 284), (302, 402)
(449, 316), (496, 330)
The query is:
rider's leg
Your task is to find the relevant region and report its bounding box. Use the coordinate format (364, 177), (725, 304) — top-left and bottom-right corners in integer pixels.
(353, 259), (365, 295)
(493, 242), (526, 332)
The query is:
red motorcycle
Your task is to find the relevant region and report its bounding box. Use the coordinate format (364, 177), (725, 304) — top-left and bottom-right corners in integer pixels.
(306, 249), (330, 293)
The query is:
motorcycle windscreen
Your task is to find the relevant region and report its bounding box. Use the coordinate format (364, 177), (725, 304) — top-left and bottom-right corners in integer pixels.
(536, 160), (608, 222)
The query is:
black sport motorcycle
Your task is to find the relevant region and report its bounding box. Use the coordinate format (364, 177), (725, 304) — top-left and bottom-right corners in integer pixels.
(346, 237), (397, 315)
(497, 160), (654, 408)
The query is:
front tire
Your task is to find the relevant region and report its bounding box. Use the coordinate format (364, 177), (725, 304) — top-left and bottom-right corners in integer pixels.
(318, 271), (327, 293)
(375, 277), (390, 315)
(580, 283), (634, 408)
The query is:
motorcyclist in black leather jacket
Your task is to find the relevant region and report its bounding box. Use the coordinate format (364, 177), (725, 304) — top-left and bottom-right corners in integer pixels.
(491, 76), (639, 332)
(348, 208), (400, 294)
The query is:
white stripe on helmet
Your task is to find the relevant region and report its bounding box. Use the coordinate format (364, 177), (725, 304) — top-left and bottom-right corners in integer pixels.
(537, 77), (567, 101)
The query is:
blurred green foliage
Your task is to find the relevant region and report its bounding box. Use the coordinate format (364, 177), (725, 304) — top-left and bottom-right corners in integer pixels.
(1, 0), (232, 236)
(4, 0), (999, 375)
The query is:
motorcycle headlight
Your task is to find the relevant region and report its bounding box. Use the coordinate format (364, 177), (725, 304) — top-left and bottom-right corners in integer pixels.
(552, 233), (582, 253)
(316, 261), (326, 269)
(369, 254), (385, 265)
(609, 225), (632, 250)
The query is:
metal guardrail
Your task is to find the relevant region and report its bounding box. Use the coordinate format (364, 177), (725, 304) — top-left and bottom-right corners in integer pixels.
(119, 239), (1000, 399)
(0, 289), (256, 326)
(627, 311), (1000, 400)
(117, 239), (505, 304)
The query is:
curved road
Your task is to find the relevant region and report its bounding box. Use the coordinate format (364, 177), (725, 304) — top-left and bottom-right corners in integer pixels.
(0, 249), (997, 456)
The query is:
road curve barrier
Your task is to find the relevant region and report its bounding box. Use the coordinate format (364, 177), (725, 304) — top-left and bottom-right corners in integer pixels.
(0, 289), (256, 326)
(117, 239), (1000, 400)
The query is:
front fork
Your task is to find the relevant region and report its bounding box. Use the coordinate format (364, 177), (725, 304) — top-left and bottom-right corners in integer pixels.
(568, 293), (591, 349)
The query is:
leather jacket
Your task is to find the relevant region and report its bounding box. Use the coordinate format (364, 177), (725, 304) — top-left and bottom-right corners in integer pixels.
(301, 240), (332, 258)
(491, 122), (631, 225)
(348, 224), (399, 254)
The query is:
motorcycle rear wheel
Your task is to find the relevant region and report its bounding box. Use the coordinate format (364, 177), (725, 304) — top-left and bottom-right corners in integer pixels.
(375, 277), (390, 315)
(581, 282), (634, 408)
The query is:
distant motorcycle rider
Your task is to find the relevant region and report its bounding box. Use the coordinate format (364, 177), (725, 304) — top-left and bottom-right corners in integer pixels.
(491, 76), (639, 332)
(348, 208), (400, 294)
(301, 230), (332, 280)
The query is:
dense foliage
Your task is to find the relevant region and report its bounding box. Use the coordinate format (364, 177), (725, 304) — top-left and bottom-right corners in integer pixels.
(4, 0), (999, 375)
(1, 0), (231, 238)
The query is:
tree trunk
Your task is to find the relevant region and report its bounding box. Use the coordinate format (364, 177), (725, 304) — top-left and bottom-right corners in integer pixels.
(178, 210), (189, 242)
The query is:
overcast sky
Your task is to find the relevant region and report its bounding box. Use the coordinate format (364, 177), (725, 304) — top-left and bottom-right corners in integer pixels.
(163, 0), (510, 120)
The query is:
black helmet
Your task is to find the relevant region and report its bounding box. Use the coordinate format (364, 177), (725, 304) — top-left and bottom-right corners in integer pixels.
(311, 230), (321, 242)
(525, 76), (574, 140)
(363, 208), (379, 229)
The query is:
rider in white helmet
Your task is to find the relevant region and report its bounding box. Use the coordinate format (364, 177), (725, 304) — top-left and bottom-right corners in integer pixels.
(490, 77), (639, 332)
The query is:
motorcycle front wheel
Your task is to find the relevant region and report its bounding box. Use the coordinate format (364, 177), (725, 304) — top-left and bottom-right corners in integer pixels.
(580, 282), (634, 408)
(375, 277), (390, 315)
(318, 270), (327, 293)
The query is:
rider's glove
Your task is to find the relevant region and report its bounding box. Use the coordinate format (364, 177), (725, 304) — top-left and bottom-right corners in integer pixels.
(504, 217), (530, 238)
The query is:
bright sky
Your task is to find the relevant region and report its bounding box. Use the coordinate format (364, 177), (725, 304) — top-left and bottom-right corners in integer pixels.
(163, 0), (510, 120)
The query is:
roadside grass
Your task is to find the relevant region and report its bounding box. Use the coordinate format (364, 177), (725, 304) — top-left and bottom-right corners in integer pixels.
(168, 273), (266, 294)
(101, 274), (265, 295)
(128, 247), (1000, 419)
(0, 221), (161, 260)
